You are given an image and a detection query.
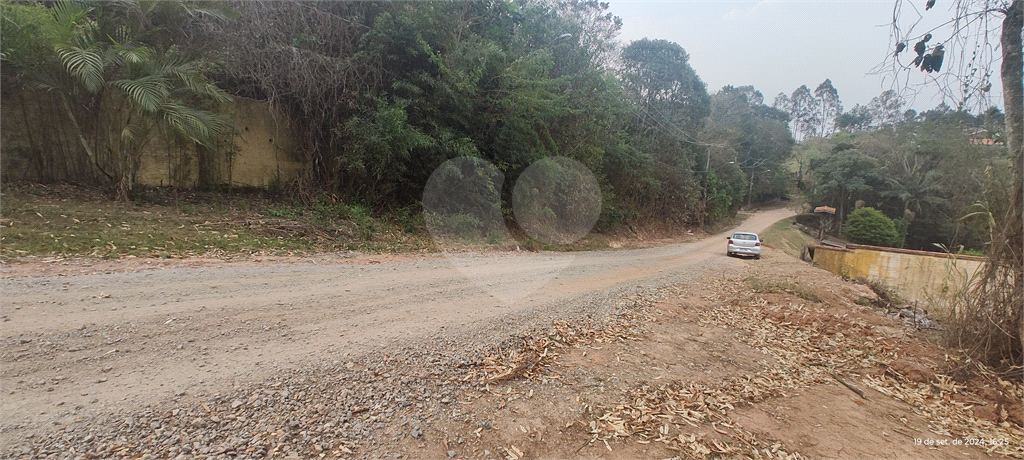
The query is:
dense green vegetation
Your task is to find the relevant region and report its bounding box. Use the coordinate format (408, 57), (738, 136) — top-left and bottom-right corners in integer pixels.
(842, 207), (898, 247)
(0, 1), (235, 199)
(1, 0), (1011, 250)
(773, 83), (1012, 252)
(2, 0), (797, 232)
(787, 106), (1012, 252)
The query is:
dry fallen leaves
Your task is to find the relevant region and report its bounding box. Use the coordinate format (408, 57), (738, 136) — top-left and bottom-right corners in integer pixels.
(862, 373), (1023, 458)
(589, 277), (1022, 459)
(462, 273), (1022, 459)
(466, 297), (654, 385)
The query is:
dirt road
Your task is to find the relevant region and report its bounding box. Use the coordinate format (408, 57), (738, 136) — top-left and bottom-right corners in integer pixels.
(1, 209), (793, 447)
(5, 207), (1022, 460)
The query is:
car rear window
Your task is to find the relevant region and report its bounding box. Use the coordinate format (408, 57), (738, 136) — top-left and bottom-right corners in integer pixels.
(732, 234), (757, 241)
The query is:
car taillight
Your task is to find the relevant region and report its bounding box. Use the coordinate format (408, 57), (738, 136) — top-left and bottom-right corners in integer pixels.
(755, 242), (761, 246)
(728, 239), (733, 244)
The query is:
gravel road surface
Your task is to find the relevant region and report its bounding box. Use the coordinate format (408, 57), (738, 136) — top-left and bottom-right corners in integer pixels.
(1, 209), (793, 456)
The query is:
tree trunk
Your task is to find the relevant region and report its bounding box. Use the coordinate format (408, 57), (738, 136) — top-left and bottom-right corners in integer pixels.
(60, 95), (115, 183)
(1004, 0), (1023, 165)
(999, 0), (1023, 364)
(117, 148), (132, 203)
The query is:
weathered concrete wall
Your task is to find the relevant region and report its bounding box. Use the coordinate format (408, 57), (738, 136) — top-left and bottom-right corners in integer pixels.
(224, 98), (304, 188)
(810, 245), (852, 275)
(136, 141), (200, 187)
(135, 97), (304, 188)
(0, 89), (99, 183)
(811, 243), (985, 313)
(1, 93), (304, 188)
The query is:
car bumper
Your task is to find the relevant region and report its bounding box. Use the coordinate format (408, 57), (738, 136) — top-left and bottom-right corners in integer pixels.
(728, 246), (761, 256)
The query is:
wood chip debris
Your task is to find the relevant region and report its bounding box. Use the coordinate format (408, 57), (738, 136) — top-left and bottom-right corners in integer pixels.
(501, 444), (524, 459)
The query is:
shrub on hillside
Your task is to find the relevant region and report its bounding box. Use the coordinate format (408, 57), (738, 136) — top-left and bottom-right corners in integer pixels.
(843, 207), (898, 247)
(794, 213), (819, 228)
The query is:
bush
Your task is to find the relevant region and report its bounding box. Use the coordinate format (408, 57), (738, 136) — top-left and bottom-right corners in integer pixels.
(794, 213), (819, 228)
(843, 207), (898, 247)
(423, 212), (484, 239)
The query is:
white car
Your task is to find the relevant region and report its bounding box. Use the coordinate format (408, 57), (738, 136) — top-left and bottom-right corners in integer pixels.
(727, 232), (762, 259)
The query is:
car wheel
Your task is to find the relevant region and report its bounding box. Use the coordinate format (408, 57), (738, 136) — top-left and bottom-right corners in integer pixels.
(755, 254), (761, 260)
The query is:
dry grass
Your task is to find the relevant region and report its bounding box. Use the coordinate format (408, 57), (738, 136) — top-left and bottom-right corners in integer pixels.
(2, 183), (725, 261)
(759, 216), (817, 260)
(746, 276), (820, 303)
(462, 267), (1024, 459)
(942, 184), (1022, 378)
(0, 183), (432, 261)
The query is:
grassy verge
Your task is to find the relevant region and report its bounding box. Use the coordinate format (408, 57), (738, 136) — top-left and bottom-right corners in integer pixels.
(1, 184), (755, 260)
(0, 184), (432, 261)
(760, 216), (817, 259)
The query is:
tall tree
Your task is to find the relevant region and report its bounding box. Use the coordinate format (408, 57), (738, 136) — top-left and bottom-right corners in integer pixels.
(616, 38), (711, 224)
(836, 104), (874, 132)
(818, 119), (1009, 252)
(774, 85), (820, 141)
(809, 147), (885, 226)
(813, 79), (843, 137)
(197, 0), (634, 210)
(620, 38), (710, 135)
(705, 85), (794, 209)
(700, 87), (794, 220)
(868, 90), (906, 129)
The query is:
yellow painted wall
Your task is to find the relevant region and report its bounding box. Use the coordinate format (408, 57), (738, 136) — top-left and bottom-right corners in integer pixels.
(136, 97), (304, 188)
(810, 246), (854, 277)
(812, 244), (984, 314)
(223, 98), (304, 188)
(136, 141), (199, 187)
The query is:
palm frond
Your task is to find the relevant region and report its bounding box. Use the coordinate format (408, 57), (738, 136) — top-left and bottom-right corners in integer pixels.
(111, 24), (134, 45)
(201, 82), (232, 103)
(167, 68), (232, 102)
(161, 102), (228, 147)
(116, 43), (155, 65)
(120, 121), (144, 145)
(57, 45), (104, 92)
(109, 0), (145, 28)
(113, 75), (169, 112)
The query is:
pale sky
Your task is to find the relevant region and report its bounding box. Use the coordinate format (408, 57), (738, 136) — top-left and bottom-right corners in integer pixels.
(606, 0), (1006, 114)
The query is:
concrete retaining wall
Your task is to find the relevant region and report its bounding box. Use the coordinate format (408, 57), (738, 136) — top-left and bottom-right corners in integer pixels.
(811, 243), (985, 313)
(135, 98), (304, 188)
(1, 94), (303, 188)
